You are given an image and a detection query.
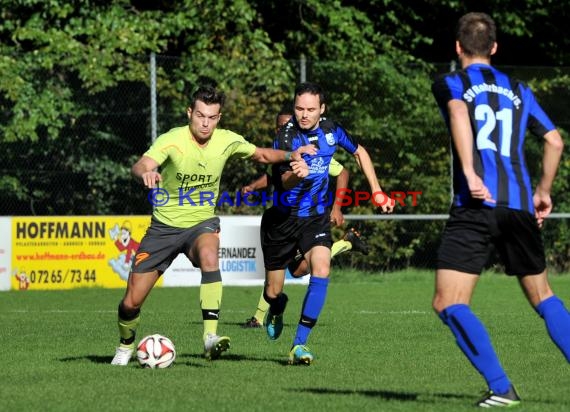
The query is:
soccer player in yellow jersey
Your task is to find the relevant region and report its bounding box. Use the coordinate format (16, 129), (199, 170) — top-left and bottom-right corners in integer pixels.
(111, 85), (315, 365)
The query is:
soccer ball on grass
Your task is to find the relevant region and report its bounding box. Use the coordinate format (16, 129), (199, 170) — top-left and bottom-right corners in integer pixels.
(136, 334), (176, 369)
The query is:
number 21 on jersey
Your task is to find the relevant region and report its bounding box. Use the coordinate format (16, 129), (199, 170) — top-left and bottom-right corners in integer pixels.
(475, 104), (513, 157)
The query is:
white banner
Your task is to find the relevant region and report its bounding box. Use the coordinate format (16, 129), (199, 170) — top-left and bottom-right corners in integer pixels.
(162, 215), (308, 286)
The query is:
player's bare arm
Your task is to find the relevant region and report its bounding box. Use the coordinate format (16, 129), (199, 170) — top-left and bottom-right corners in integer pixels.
(282, 158), (310, 189)
(250, 144), (316, 164)
(131, 155), (161, 189)
(330, 168), (349, 226)
(534, 129), (564, 226)
(352, 145), (394, 213)
(448, 99), (495, 203)
(241, 174), (269, 195)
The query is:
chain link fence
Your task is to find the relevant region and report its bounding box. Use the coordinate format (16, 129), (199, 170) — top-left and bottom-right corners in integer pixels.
(2, 56), (569, 272)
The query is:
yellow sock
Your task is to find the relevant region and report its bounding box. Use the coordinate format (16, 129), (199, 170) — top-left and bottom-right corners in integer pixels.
(118, 314), (140, 349)
(331, 239), (352, 258)
(200, 281), (222, 340)
(253, 289), (270, 323)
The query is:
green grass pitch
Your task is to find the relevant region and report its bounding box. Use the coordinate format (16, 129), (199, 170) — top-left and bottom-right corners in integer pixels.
(1, 270), (570, 411)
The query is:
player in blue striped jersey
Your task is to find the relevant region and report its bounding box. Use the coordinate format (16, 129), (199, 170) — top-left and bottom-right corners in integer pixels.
(260, 82), (393, 364)
(431, 12), (569, 408)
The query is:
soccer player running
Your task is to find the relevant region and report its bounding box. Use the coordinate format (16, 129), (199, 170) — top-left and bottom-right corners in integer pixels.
(111, 85), (314, 365)
(242, 107), (370, 329)
(431, 12), (570, 407)
(260, 82), (393, 365)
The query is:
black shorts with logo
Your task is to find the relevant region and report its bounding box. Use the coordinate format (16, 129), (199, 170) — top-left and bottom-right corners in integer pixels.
(437, 206), (545, 276)
(260, 207), (332, 270)
(132, 216), (220, 274)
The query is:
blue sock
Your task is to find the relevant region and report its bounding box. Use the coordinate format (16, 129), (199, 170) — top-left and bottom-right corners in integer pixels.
(439, 304), (511, 394)
(536, 295), (570, 362)
(293, 276), (329, 347)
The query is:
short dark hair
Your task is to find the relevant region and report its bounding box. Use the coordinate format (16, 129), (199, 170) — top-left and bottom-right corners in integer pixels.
(190, 85), (226, 110)
(294, 82), (326, 105)
(456, 12), (496, 58)
(277, 103), (293, 118)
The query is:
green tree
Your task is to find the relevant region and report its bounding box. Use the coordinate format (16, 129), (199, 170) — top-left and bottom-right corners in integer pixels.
(0, 0), (293, 215)
(1, 0), (568, 270)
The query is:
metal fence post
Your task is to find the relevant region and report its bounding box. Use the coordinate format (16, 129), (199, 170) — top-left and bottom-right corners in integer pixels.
(150, 52), (158, 143)
(448, 59), (456, 204)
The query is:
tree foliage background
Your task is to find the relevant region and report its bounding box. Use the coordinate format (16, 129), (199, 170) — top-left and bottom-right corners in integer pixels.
(1, 0), (569, 270)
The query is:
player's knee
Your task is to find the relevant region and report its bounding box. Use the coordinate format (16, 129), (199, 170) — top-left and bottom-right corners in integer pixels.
(198, 247), (219, 269)
(309, 261), (330, 277)
(264, 286), (281, 300)
(121, 294), (143, 311)
(119, 301), (141, 320)
(519, 275), (554, 307)
(263, 289), (274, 302)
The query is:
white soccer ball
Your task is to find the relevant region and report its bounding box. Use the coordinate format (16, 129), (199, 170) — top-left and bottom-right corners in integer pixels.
(136, 334), (176, 369)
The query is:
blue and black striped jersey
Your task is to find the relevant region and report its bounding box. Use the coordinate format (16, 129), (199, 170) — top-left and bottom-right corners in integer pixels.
(271, 117), (358, 217)
(432, 63), (556, 213)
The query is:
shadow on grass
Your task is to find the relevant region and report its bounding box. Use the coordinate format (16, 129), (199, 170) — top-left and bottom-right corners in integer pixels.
(60, 355), (116, 364)
(179, 352), (288, 366)
(227, 321), (261, 328)
(186, 320), (264, 328)
(292, 387), (473, 403)
(60, 352), (286, 367)
(60, 354), (206, 368)
(187, 320), (300, 328)
(294, 387), (562, 407)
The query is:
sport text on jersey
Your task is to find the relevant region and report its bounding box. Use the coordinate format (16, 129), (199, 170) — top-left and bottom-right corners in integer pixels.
(176, 172), (217, 191)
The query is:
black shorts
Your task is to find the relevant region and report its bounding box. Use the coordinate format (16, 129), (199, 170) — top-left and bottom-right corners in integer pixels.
(437, 206), (545, 276)
(132, 216), (220, 274)
(260, 207), (332, 270)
